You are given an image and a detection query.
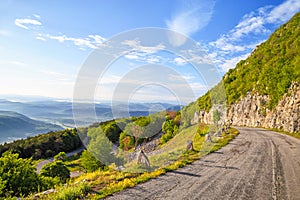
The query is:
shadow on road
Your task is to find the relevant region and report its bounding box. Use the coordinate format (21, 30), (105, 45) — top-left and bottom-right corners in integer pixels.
(194, 163), (239, 170)
(169, 171), (201, 177)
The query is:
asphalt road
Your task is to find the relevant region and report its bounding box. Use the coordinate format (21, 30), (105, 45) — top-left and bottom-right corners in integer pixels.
(105, 127), (300, 200)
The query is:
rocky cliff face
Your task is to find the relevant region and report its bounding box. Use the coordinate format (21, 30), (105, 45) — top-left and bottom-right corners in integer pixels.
(195, 82), (300, 133)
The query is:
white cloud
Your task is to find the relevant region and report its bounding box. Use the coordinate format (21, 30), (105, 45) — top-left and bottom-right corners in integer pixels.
(267, 0), (300, 23)
(41, 34), (106, 50)
(166, 0), (215, 46)
(124, 54), (139, 60)
(121, 39), (165, 63)
(146, 57), (160, 63)
(173, 57), (187, 66)
(36, 36), (46, 41)
(231, 16), (268, 40)
(211, 37), (247, 53)
(8, 61), (27, 66)
(219, 53), (250, 72)
(124, 51), (162, 64)
(122, 39), (165, 54)
(33, 14), (41, 19)
(15, 18), (42, 30)
(88, 35), (106, 46)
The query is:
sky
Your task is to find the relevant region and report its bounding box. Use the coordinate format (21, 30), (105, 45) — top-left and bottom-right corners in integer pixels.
(0, 0), (299, 104)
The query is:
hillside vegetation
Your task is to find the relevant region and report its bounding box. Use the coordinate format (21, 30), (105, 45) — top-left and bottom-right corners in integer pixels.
(197, 12), (300, 110)
(0, 128), (82, 159)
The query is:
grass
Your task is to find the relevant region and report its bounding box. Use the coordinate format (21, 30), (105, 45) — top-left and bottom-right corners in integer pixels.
(64, 153), (82, 172)
(267, 128), (300, 139)
(32, 126), (239, 199)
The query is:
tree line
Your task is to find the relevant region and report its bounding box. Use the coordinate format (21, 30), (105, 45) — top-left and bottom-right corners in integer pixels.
(0, 128), (83, 159)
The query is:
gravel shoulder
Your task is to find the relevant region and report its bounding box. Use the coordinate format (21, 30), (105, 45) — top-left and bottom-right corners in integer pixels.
(106, 127), (300, 200)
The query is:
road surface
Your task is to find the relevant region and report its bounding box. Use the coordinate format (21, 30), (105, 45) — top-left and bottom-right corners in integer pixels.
(106, 127), (300, 200)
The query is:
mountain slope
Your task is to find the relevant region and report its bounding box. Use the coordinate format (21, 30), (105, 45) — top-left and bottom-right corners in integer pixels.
(192, 12), (300, 133)
(224, 12), (300, 109)
(0, 111), (63, 143)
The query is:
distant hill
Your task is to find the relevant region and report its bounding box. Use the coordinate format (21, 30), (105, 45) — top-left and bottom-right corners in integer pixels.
(0, 111), (63, 144)
(0, 99), (181, 127)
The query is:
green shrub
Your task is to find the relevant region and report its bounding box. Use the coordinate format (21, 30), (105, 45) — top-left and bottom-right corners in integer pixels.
(51, 182), (90, 200)
(40, 161), (70, 183)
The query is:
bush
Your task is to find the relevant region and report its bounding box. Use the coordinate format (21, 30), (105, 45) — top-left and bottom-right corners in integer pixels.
(51, 182), (90, 200)
(0, 152), (40, 197)
(54, 152), (67, 161)
(160, 131), (173, 144)
(38, 176), (61, 191)
(40, 161), (70, 183)
(80, 150), (104, 172)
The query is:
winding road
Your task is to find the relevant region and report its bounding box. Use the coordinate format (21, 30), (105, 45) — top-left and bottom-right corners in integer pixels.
(106, 127), (300, 200)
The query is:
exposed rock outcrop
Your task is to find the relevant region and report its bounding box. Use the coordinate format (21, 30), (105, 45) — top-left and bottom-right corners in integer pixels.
(192, 105), (226, 125)
(197, 82), (300, 133)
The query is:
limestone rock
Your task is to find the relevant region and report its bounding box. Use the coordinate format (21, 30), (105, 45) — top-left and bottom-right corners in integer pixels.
(197, 82), (300, 133)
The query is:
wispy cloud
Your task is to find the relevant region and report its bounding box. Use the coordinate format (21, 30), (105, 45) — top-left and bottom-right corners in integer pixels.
(124, 51), (162, 64)
(266, 0), (300, 23)
(33, 14), (41, 19)
(38, 34), (106, 50)
(15, 18), (42, 30)
(122, 39), (165, 54)
(122, 39), (165, 63)
(215, 53), (249, 72)
(166, 0), (215, 46)
(35, 36), (46, 41)
(173, 57), (187, 66)
(8, 61), (27, 66)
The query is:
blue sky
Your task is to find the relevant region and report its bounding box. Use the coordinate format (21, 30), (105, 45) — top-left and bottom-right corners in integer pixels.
(0, 0), (299, 103)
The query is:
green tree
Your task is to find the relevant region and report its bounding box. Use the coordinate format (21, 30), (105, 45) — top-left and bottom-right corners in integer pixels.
(40, 161), (70, 183)
(162, 119), (175, 133)
(88, 130), (119, 165)
(0, 152), (39, 197)
(80, 150), (103, 172)
(103, 121), (122, 143)
(0, 177), (6, 196)
(54, 151), (67, 161)
(38, 176), (60, 192)
(119, 132), (135, 151)
(213, 110), (221, 125)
